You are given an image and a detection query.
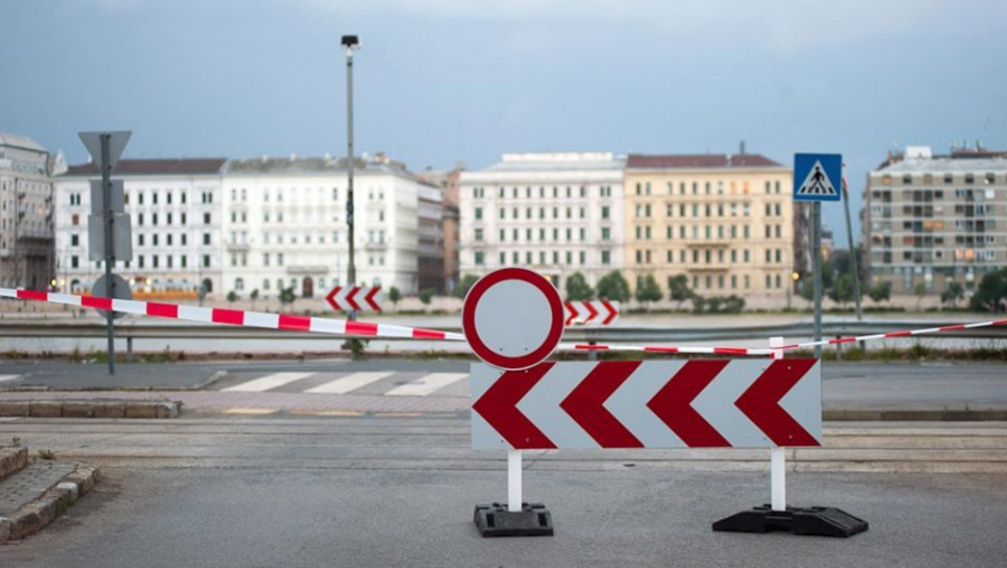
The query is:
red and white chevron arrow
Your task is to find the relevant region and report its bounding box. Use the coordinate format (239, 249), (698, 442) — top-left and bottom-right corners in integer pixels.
(326, 285), (382, 312)
(471, 359), (821, 450)
(564, 301), (619, 326)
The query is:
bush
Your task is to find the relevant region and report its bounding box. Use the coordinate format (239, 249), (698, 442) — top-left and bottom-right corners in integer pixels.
(692, 295), (745, 314)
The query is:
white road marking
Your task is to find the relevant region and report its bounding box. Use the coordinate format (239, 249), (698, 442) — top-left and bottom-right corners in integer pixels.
(0, 375), (20, 384)
(305, 372), (394, 394)
(386, 373), (468, 397)
(222, 372), (315, 392)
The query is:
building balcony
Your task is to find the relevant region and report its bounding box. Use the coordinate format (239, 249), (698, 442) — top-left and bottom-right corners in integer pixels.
(365, 240), (387, 250)
(286, 265), (330, 275)
(226, 241), (250, 252)
(685, 265), (731, 273)
(684, 239), (731, 248)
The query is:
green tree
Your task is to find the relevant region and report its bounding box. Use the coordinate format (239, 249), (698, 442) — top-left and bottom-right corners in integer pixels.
(564, 272), (594, 302)
(419, 288), (435, 305)
(970, 267), (1007, 313)
(596, 270), (630, 302)
(388, 286), (402, 306)
(249, 289), (259, 310)
(913, 282), (927, 311)
(829, 274), (857, 305)
(941, 280), (964, 308)
(454, 274), (479, 299)
(279, 287), (296, 308)
(868, 281), (891, 303)
(226, 291), (239, 304)
(634, 274), (662, 310)
(667, 274), (693, 310)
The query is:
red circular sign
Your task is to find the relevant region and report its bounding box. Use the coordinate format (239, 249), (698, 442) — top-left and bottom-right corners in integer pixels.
(462, 268), (564, 370)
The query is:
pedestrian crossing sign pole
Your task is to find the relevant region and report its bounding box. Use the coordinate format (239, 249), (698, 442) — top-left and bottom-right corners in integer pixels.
(794, 152), (842, 359)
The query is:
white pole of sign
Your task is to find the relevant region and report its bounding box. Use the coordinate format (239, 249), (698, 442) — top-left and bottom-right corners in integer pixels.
(508, 449), (522, 512)
(770, 335), (786, 511)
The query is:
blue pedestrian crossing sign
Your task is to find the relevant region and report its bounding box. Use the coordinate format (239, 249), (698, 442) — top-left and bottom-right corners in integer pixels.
(794, 153), (842, 202)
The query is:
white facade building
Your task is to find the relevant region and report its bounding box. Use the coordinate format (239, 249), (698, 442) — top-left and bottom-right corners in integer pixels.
(220, 154), (423, 298)
(459, 152), (626, 289)
(54, 159), (226, 297)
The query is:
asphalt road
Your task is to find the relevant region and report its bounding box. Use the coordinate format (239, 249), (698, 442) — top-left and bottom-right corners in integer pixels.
(0, 416), (1005, 568)
(3, 359), (1007, 412)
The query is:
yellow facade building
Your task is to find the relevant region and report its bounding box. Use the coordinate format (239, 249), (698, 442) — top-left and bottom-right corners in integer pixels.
(624, 153), (794, 301)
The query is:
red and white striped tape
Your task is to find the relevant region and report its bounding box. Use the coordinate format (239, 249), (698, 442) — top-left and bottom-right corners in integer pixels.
(560, 318), (1007, 356)
(0, 288), (465, 342)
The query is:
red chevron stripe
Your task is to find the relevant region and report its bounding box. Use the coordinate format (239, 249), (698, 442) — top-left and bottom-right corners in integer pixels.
(560, 361), (643, 448)
(364, 287), (382, 311)
(472, 363), (556, 450)
(345, 286), (362, 311)
(583, 301), (599, 324)
(564, 302), (578, 326)
(735, 359), (819, 447)
(600, 300), (617, 325)
(325, 286), (342, 311)
(647, 360), (731, 447)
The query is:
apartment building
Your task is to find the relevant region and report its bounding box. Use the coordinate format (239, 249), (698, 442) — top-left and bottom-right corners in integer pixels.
(864, 144), (1007, 294)
(459, 152), (625, 290)
(416, 164), (463, 294)
(220, 153), (425, 298)
(55, 158), (227, 296)
(0, 133), (61, 290)
(624, 153), (794, 299)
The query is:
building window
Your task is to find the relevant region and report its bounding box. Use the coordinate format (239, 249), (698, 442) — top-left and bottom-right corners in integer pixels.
(601, 250), (611, 265)
(475, 251), (485, 265)
(203, 255), (210, 268)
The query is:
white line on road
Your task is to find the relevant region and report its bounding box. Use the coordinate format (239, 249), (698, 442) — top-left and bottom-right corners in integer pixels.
(0, 375), (20, 384)
(386, 373), (468, 397)
(305, 372), (394, 394)
(223, 372), (315, 392)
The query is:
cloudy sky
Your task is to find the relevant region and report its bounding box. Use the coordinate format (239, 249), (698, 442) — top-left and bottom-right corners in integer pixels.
(3, 0), (1006, 237)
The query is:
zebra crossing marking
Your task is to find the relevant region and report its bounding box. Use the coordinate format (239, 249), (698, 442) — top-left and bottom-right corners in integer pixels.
(305, 372), (395, 394)
(222, 372), (315, 392)
(385, 373), (468, 397)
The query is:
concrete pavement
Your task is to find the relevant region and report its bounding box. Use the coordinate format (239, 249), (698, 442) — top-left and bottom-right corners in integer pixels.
(0, 416), (1005, 567)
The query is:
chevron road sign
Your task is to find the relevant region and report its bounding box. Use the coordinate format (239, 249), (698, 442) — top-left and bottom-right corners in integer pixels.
(564, 300), (619, 326)
(471, 359), (822, 450)
(325, 285), (382, 312)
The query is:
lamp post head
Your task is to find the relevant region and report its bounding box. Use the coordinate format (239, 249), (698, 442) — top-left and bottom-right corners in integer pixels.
(341, 35), (360, 55)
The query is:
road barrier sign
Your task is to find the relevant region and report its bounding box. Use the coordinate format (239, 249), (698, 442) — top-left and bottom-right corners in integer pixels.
(564, 300), (619, 326)
(471, 359), (821, 450)
(90, 274), (132, 320)
(325, 285), (382, 312)
(462, 268), (564, 371)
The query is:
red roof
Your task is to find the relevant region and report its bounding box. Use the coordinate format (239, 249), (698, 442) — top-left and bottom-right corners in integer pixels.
(627, 153), (781, 169)
(63, 158), (226, 176)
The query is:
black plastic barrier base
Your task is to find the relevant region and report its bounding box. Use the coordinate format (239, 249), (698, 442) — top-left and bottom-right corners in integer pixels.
(474, 503), (554, 537)
(713, 505), (868, 537)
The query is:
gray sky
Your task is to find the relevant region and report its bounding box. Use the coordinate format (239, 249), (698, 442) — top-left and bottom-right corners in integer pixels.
(3, 0), (1006, 239)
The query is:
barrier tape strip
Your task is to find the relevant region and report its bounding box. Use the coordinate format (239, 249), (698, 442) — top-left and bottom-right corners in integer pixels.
(559, 318), (1007, 356)
(5, 287), (1006, 356)
(0, 288), (466, 342)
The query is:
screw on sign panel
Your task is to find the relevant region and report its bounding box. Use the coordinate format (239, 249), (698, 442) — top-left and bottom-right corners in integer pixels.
(462, 268), (564, 371)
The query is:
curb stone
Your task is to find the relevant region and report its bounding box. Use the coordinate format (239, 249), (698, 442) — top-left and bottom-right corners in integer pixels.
(0, 447), (29, 482)
(0, 400), (181, 419)
(0, 463), (101, 543)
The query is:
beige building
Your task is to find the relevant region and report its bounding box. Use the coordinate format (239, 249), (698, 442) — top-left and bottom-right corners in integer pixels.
(624, 153), (794, 300)
(864, 144), (1007, 294)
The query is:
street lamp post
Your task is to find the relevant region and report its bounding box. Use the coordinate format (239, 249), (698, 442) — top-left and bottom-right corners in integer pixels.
(342, 34), (360, 299)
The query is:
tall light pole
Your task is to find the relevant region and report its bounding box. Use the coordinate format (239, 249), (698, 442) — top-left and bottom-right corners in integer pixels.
(342, 34), (360, 297)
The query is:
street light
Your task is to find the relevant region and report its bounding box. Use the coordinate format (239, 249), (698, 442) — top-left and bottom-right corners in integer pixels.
(342, 34), (360, 295)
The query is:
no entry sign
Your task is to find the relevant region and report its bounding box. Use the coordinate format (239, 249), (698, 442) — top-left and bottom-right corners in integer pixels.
(462, 268), (564, 371)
